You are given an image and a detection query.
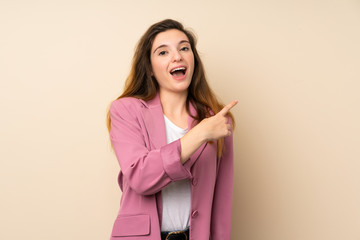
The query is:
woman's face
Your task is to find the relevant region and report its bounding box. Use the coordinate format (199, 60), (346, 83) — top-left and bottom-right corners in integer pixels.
(150, 29), (195, 96)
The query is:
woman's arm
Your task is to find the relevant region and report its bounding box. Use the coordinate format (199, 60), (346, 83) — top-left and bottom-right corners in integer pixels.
(110, 99), (191, 196)
(180, 100), (237, 164)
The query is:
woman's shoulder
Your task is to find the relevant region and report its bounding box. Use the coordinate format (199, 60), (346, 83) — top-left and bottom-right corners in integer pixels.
(112, 96), (147, 107)
(113, 96), (142, 104)
(110, 97), (147, 114)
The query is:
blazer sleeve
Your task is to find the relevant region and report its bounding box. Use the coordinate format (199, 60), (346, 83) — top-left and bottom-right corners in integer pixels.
(210, 118), (234, 240)
(109, 99), (191, 196)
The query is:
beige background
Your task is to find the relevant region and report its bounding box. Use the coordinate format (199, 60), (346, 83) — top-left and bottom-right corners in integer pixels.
(1, 0), (359, 239)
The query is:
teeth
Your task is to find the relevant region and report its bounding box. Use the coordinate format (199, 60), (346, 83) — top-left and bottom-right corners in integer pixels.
(171, 67), (186, 73)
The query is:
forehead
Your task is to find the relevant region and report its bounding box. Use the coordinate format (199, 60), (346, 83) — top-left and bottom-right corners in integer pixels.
(152, 29), (189, 50)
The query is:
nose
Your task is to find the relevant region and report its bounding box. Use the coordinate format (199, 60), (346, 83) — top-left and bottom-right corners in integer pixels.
(171, 51), (182, 62)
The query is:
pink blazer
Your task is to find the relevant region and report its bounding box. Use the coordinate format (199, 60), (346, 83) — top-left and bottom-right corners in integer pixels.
(109, 93), (234, 240)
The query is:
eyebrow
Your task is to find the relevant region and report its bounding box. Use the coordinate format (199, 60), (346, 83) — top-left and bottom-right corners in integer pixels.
(152, 40), (190, 54)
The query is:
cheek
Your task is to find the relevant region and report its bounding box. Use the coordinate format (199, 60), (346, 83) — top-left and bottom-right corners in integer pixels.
(187, 55), (195, 74)
(186, 53), (195, 68)
(150, 64), (159, 78)
(151, 59), (166, 76)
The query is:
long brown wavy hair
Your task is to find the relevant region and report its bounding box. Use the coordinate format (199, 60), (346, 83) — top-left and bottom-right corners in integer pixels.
(106, 19), (235, 157)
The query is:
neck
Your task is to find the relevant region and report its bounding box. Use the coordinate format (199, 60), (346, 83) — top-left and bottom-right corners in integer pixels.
(159, 90), (189, 128)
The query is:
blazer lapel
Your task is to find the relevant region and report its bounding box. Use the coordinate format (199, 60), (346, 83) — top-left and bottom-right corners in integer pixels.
(140, 94), (167, 149)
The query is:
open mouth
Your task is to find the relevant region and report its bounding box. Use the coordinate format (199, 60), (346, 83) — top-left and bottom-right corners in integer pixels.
(170, 67), (187, 78)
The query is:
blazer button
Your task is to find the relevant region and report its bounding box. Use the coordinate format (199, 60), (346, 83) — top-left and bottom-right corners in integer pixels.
(191, 210), (199, 218)
(191, 178), (198, 186)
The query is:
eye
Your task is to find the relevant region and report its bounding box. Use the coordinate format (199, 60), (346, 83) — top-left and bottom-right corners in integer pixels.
(180, 46), (190, 51)
(159, 50), (167, 56)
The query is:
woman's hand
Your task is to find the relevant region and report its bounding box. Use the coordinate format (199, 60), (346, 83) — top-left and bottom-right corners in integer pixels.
(197, 100), (238, 141)
(180, 100), (238, 164)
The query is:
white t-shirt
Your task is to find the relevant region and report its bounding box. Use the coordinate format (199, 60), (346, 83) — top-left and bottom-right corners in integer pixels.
(161, 115), (191, 232)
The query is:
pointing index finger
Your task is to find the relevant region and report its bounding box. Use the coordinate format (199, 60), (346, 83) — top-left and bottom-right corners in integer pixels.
(219, 100), (238, 116)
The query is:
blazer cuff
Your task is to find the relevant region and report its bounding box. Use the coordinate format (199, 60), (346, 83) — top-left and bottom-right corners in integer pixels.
(160, 139), (191, 181)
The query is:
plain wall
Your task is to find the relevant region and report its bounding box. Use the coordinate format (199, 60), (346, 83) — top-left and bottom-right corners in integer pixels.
(1, 0), (359, 239)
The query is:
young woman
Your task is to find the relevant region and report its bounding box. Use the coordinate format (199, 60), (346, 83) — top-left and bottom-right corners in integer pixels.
(107, 19), (237, 240)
